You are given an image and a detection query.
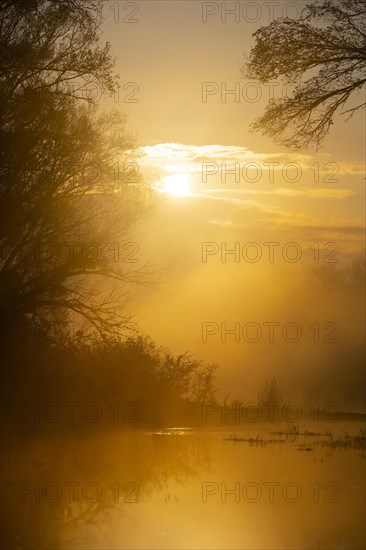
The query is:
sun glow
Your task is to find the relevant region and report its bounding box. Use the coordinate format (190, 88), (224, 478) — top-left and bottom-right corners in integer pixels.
(161, 173), (192, 196)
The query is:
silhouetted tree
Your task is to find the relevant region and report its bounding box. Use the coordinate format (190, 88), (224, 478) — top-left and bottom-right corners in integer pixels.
(0, 0), (154, 340)
(313, 251), (365, 300)
(243, 0), (366, 148)
(258, 377), (282, 407)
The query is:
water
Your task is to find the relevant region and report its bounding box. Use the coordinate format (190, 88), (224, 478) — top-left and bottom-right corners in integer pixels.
(1, 423), (365, 549)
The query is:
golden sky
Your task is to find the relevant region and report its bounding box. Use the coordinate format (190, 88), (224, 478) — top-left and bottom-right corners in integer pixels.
(100, 1), (365, 400)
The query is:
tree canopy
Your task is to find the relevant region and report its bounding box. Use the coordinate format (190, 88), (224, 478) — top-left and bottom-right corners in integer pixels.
(243, 0), (366, 149)
(0, 0), (153, 341)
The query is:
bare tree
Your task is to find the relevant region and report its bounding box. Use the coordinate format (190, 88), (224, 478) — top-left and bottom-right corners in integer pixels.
(258, 377), (282, 407)
(0, 0), (155, 341)
(243, 0), (366, 149)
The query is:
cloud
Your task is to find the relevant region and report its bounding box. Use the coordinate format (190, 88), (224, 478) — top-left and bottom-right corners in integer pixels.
(138, 143), (364, 251)
(193, 187), (355, 199)
(139, 142), (364, 187)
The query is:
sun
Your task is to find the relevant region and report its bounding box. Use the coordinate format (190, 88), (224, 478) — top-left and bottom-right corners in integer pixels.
(161, 174), (192, 196)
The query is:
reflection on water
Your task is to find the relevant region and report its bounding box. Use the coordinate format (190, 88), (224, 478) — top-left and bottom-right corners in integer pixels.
(1, 422), (365, 549)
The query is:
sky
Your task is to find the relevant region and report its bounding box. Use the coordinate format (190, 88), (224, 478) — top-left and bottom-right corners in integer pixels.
(99, 0), (365, 403)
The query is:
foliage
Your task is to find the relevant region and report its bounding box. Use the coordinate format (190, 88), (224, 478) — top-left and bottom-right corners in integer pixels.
(1, 334), (219, 424)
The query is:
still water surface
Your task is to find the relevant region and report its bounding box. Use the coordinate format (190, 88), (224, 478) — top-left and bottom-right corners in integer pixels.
(1, 422), (365, 549)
